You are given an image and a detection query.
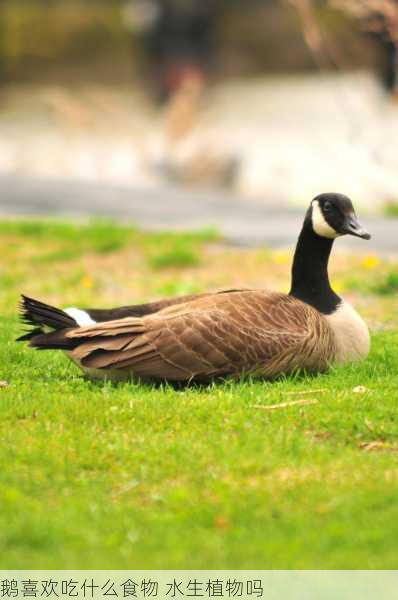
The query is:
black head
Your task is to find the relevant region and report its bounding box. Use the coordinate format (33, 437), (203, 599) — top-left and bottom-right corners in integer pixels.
(308, 193), (371, 241)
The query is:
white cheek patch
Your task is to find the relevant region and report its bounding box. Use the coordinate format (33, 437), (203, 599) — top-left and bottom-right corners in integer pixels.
(311, 201), (339, 239)
(64, 307), (96, 327)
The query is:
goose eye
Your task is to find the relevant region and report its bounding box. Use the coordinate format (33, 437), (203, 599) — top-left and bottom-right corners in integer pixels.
(323, 201), (332, 212)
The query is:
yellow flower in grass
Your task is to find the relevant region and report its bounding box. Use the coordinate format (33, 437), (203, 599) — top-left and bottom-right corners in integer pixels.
(81, 275), (94, 289)
(273, 250), (290, 265)
(361, 254), (380, 271)
(332, 279), (345, 294)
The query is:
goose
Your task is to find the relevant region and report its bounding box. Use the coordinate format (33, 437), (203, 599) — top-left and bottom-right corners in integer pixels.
(18, 193), (371, 383)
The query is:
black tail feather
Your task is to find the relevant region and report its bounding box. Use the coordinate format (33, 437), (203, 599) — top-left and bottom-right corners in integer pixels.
(19, 295), (77, 330)
(25, 327), (79, 351)
(17, 327), (45, 342)
(17, 295), (79, 348)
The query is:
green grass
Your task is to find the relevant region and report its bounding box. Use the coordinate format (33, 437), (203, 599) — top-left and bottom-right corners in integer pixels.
(0, 219), (217, 267)
(1, 219), (398, 569)
(344, 267), (398, 296)
(383, 201), (398, 218)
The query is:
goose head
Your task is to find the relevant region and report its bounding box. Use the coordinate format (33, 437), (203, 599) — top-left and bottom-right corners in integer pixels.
(308, 193), (371, 241)
(290, 192), (371, 315)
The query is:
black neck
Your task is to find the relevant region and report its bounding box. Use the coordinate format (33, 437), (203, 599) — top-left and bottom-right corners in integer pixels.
(289, 221), (341, 314)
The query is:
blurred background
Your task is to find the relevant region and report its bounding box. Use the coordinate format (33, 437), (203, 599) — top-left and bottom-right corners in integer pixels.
(1, 0), (398, 218)
(4, 2), (398, 574)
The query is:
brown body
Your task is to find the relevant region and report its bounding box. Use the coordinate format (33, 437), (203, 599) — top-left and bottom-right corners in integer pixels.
(65, 289), (338, 382)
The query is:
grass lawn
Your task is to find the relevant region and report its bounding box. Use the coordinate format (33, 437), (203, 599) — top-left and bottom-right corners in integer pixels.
(1, 219), (398, 569)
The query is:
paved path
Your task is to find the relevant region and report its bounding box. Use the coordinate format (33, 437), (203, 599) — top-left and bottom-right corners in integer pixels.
(0, 174), (396, 253)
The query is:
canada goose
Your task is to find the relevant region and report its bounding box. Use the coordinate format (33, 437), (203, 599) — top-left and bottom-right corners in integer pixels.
(18, 193), (371, 383)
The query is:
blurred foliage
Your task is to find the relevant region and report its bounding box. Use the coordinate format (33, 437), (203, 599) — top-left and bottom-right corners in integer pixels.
(0, 219), (136, 259)
(0, 219), (219, 276)
(383, 201), (398, 218)
(0, 0), (387, 84)
(144, 228), (219, 270)
(0, 0), (132, 83)
(344, 266), (398, 297)
(372, 271), (398, 296)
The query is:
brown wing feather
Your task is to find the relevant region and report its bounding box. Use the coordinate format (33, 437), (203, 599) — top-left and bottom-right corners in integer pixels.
(67, 290), (336, 381)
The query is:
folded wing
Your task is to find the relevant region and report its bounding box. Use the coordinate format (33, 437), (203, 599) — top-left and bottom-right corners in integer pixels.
(65, 290), (334, 382)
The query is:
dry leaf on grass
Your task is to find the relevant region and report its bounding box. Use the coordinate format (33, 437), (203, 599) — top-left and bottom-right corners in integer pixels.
(285, 389), (326, 396)
(0, 381), (8, 388)
(214, 515), (230, 530)
(353, 386), (369, 394)
(360, 441), (398, 452)
(253, 398), (319, 411)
